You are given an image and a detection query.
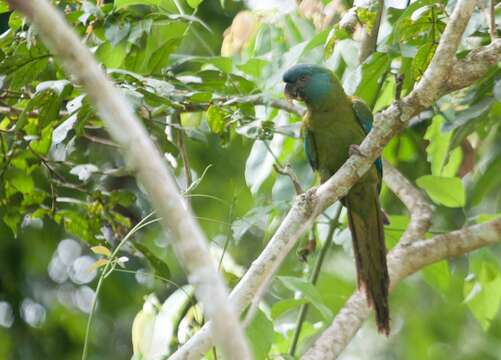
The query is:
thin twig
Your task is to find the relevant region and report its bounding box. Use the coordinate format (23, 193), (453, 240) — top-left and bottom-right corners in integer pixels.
(289, 204), (342, 356)
(490, 0), (496, 42)
(273, 163), (304, 194)
(172, 112), (193, 189)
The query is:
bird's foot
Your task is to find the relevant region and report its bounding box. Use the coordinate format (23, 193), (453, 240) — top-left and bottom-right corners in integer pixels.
(349, 144), (365, 157)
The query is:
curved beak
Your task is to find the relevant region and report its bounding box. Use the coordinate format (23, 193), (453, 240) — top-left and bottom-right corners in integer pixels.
(284, 82), (299, 100)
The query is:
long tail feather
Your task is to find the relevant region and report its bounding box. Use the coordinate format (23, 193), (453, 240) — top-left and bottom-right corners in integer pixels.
(346, 183), (390, 334)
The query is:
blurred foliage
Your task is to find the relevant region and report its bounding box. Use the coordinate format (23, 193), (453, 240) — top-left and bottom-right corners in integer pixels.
(0, 0), (500, 359)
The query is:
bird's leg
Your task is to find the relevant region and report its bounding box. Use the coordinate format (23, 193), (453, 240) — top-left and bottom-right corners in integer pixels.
(349, 144), (365, 157)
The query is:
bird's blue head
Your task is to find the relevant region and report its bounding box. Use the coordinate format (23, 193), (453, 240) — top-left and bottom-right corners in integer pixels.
(283, 64), (340, 109)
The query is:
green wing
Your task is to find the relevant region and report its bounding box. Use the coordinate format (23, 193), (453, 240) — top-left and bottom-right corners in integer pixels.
(351, 97), (383, 183)
(304, 129), (319, 171)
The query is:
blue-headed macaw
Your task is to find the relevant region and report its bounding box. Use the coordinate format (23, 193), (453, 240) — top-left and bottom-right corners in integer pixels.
(283, 64), (390, 334)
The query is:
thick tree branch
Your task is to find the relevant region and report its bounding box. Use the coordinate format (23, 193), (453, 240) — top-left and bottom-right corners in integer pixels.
(302, 217), (501, 359)
(358, 0), (384, 63)
(169, 0), (495, 358)
(7, 1), (251, 359)
(444, 39), (501, 92)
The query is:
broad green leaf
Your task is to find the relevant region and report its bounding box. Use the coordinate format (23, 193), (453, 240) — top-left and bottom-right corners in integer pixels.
(471, 156), (501, 206)
(237, 58), (269, 78)
(424, 115), (450, 175)
(133, 242), (171, 279)
(109, 190), (136, 207)
(464, 252), (501, 330)
(416, 175), (465, 207)
(30, 125), (53, 155)
(207, 106), (225, 134)
(354, 53), (391, 107)
(412, 42), (436, 79)
(441, 147), (462, 178)
(475, 213), (501, 224)
(448, 98), (494, 149)
(187, 0), (203, 8)
(245, 309), (273, 360)
(114, 0), (176, 11)
(5, 168), (34, 194)
(55, 210), (96, 245)
(96, 42), (128, 69)
(271, 298), (307, 320)
(422, 261), (450, 294)
(384, 215), (410, 248)
(0, 1), (10, 12)
(278, 276), (333, 320)
(2, 209), (21, 236)
(105, 21), (132, 47)
(124, 21), (187, 75)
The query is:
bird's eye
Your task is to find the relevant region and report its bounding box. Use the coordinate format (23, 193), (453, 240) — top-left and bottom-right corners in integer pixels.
(299, 75), (307, 82)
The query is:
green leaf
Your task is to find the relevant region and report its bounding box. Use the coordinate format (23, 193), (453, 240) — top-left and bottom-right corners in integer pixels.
(412, 42), (437, 79)
(245, 309), (274, 360)
(416, 175), (465, 208)
(354, 53), (391, 106)
(278, 276), (333, 320)
(475, 214), (501, 224)
(30, 125), (53, 155)
(5, 168), (34, 194)
(0, 1), (10, 12)
(207, 106), (225, 134)
(271, 298), (307, 320)
(109, 190), (136, 207)
(186, 0), (203, 8)
(2, 207), (21, 237)
(384, 215), (410, 249)
(470, 155), (501, 206)
(324, 24), (350, 58)
(114, 0), (176, 11)
(464, 252), (501, 330)
(133, 242), (171, 279)
(96, 42), (128, 69)
(124, 20), (187, 75)
(422, 261), (450, 294)
(55, 210), (97, 245)
(105, 21), (132, 47)
(356, 8), (377, 33)
(448, 98), (494, 149)
(424, 115), (462, 177)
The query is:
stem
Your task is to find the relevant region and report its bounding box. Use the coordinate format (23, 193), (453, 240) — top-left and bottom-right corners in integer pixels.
(173, 112), (192, 189)
(490, 0), (496, 42)
(82, 213), (157, 360)
(288, 204), (342, 356)
(218, 194), (236, 270)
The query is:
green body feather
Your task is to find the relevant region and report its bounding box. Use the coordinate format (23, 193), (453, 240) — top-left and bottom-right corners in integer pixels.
(284, 64), (390, 334)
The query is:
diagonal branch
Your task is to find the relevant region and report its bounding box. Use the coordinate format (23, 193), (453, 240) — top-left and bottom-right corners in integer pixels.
(358, 0), (384, 63)
(302, 217), (501, 360)
(168, 0), (496, 358)
(6, 1), (251, 359)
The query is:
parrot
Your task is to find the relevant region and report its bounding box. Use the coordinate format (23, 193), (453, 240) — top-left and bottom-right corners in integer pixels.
(283, 64), (390, 334)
